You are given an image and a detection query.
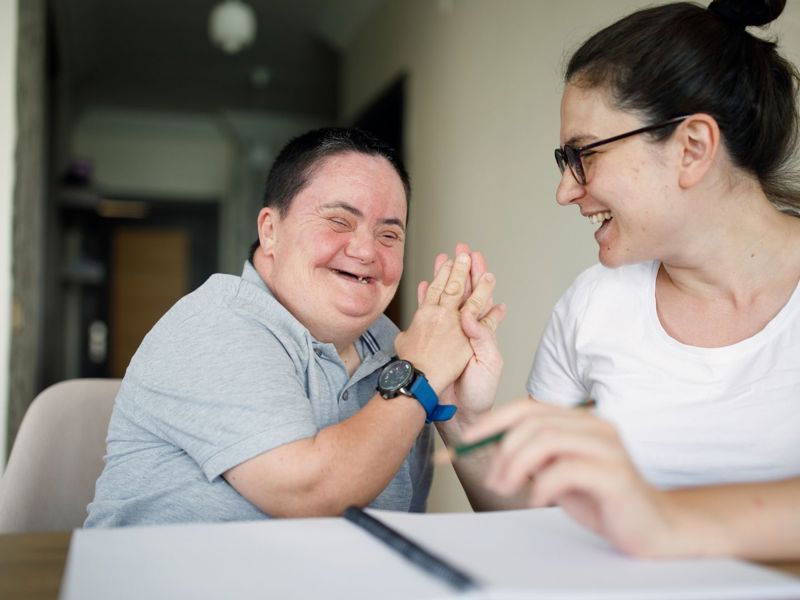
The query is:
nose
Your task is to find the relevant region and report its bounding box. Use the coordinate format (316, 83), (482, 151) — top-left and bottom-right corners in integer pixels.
(555, 168), (586, 207)
(345, 228), (377, 263)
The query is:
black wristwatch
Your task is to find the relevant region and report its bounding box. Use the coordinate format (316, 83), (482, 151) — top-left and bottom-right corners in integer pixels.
(377, 358), (457, 423)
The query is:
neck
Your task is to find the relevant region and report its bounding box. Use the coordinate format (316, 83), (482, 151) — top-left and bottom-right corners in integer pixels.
(337, 342), (362, 376)
(662, 184), (800, 304)
(253, 251), (364, 351)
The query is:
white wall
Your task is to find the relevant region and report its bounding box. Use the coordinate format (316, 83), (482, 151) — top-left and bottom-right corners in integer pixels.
(72, 110), (233, 200)
(71, 108), (330, 274)
(342, 0), (800, 512)
(0, 0), (18, 469)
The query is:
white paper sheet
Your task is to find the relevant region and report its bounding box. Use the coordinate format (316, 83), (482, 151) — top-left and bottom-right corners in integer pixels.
(60, 508), (800, 600)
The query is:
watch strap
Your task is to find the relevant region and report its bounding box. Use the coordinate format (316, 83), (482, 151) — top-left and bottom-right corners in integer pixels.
(408, 373), (457, 423)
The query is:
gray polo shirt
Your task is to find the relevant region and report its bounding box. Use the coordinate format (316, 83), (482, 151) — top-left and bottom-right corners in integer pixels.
(85, 262), (433, 527)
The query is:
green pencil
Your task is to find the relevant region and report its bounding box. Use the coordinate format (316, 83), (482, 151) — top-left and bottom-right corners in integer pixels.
(434, 431), (505, 463)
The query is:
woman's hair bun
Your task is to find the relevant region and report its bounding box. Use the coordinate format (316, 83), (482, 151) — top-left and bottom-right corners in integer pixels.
(708, 0), (785, 29)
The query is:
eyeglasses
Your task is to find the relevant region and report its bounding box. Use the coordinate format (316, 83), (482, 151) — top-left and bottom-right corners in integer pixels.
(554, 116), (688, 185)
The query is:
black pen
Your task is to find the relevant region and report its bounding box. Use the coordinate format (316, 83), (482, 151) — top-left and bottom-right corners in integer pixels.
(343, 506), (479, 592)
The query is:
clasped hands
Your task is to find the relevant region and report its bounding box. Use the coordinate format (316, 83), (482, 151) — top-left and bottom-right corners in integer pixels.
(394, 242), (505, 426)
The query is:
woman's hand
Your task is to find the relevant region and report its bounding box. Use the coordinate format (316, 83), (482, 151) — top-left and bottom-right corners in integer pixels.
(462, 399), (676, 557)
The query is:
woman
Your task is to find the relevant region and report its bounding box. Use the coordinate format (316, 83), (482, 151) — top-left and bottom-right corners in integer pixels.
(460, 0), (800, 560)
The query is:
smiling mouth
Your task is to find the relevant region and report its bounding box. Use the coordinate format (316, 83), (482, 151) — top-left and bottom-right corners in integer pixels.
(588, 211), (612, 225)
(331, 268), (373, 284)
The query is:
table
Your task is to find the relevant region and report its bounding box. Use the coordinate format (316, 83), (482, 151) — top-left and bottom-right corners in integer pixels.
(1, 530), (799, 600)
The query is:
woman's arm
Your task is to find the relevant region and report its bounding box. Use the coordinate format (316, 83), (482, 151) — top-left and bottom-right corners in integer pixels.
(461, 399), (800, 560)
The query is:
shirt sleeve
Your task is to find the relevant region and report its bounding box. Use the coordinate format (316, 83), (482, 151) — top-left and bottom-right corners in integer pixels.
(121, 306), (317, 482)
(527, 271), (593, 407)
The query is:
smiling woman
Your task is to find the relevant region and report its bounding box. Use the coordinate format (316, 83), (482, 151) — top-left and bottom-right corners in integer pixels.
(455, 0), (800, 561)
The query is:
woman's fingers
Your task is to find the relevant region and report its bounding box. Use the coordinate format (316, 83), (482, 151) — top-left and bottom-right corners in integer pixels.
(461, 301), (505, 343)
(529, 456), (615, 509)
(433, 252), (449, 275)
(488, 421), (622, 494)
(417, 281), (428, 307)
(459, 271), (498, 335)
(470, 250), (488, 291)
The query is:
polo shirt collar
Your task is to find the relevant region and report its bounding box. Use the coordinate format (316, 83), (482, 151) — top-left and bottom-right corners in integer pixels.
(239, 261), (395, 361)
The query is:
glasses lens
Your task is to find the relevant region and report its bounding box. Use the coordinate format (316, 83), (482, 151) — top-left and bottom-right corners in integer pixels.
(554, 149), (567, 174)
(563, 145), (585, 185)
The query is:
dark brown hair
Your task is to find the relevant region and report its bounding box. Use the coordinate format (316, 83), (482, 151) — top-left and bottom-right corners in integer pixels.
(566, 0), (800, 212)
(249, 127), (410, 261)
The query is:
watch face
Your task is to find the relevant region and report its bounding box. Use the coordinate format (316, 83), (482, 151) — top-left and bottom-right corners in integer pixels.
(379, 360), (414, 394)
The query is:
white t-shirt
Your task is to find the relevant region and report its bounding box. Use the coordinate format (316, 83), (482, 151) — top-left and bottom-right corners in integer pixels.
(527, 260), (800, 489)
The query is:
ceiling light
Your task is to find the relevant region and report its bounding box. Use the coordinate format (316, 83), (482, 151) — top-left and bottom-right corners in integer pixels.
(209, 0), (257, 54)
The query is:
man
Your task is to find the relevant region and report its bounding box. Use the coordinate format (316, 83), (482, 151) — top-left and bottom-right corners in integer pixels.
(85, 127), (503, 526)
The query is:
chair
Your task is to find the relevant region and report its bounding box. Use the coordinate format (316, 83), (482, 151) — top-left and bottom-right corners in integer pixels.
(0, 378), (121, 533)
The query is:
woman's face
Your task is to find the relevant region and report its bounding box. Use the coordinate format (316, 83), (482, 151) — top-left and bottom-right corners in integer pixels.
(556, 84), (689, 268)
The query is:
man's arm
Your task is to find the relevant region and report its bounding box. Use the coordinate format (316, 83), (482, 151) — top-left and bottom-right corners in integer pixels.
(224, 391), (426, 517)
(224, 253), (493, 517)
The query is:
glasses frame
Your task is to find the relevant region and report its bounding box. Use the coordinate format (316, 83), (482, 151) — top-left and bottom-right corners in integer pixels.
(555, 115), (689, 185)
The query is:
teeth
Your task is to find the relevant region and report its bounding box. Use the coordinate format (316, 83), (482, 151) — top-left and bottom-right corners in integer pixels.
(588, 211), (612, 225)
(333, 268), (370, 284)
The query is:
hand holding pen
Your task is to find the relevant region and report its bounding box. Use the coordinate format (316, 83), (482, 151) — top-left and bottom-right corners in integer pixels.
(444, 397), (671, 557)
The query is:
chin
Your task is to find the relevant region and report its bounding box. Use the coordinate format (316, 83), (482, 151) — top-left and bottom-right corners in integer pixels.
(599, 250), (651, 269)
(597, 252), (616, 268)
(335, 303), (383, 322)
(597, 247), (630, 269)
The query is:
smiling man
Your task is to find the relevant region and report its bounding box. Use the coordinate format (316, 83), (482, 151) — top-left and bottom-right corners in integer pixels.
(85, 128), (502, 526)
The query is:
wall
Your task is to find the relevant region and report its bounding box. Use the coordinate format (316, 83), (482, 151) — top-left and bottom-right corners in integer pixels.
(72, 110), (233, 201)
(0, 0), (17, 469)
(71, 109), (328, 274)
(342, 0), (800, 511)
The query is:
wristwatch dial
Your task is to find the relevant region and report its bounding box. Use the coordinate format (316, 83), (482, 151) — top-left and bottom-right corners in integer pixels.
(378, 360), (414, 396)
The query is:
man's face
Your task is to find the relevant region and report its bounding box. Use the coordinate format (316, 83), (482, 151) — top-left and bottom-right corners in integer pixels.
(256, 151), (407, 345)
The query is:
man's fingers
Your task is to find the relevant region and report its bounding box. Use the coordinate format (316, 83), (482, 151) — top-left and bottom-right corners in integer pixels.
(423, 259), (453, 305)
(438, 253), (471, 308)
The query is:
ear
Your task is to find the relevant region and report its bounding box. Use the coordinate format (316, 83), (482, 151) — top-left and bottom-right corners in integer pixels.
(676, 114), (720, 189)
(255, 206), (279, 258)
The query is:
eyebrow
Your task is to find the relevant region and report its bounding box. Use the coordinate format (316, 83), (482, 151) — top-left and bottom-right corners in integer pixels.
(320, 201), (406, 231)
(563, 134), (596, 147)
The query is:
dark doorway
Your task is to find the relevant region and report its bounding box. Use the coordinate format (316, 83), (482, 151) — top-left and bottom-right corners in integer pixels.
(53, 194), (218, 381)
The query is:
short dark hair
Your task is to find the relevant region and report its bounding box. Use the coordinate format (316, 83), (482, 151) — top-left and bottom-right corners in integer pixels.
(249, 127), (410, 261)
(565, 0), (800, 211)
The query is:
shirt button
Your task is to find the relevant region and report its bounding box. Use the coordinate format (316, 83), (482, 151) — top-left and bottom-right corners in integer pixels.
(342, 391), (349, 401)
(314, 348), (322, 357)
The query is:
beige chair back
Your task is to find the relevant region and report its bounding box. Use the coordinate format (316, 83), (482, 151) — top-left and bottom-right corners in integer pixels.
(0, 378), (120, 533)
